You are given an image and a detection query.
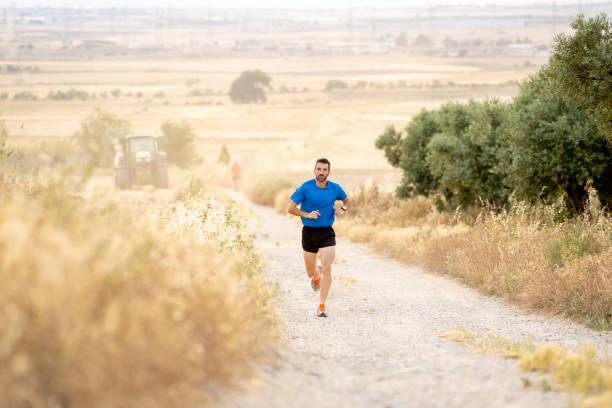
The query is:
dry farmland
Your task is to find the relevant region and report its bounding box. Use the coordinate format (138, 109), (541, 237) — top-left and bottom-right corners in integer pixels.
(0, 53), (545, 187)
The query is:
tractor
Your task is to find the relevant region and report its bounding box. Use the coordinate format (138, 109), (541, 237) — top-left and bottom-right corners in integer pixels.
(113, 134), (169, 189)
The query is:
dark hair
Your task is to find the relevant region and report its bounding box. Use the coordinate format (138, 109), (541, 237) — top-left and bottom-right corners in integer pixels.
(315, 157), (330, 169)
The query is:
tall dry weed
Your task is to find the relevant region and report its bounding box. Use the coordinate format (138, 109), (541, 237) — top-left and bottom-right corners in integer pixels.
(242, 172), (295, 207)
(337, 181), (611, 329)
(0, 176), (277, 408)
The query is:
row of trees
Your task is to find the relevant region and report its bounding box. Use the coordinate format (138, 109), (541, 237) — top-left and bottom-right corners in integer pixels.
(376, 14), (612, 212)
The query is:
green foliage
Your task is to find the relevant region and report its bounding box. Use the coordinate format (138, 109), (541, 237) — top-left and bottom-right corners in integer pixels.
(426, 100), (509, 209)
(324, 79), (349, 91)
(229, 70), (271, 104)
(73, 110), (131, 167)
(376, 13), (612, 214)
(505, 71), (612, 210)
(548, 14), (612, 141)
(217, 145), (230, 165)
(160, 120), (199, 168)
(375, 110), (440, 199)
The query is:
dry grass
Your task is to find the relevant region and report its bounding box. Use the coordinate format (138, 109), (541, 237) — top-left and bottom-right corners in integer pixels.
(335, 183), (612, 330)
(242, 172), (296, 207)
(0, 174), (277, 408)
(443, 329), (612, 408)
(420, 204), (612, 329)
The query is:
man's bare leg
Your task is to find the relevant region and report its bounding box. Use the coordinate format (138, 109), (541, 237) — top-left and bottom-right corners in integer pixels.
(318, 246), (335, 304)
(303, 251), (321, 279)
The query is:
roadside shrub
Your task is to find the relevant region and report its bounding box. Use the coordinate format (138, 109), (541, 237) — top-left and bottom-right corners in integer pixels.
(73, 109), (131, 167)
(242, 173), (295, 206)
(411, 202), (612, 329)
(375, 110), (440, 199)
(548, 13), (612, 141)
(504, 70), (612, 210)
(160, 120), (199, 167)
(217, 144), (230, 165)
(336, 180), (611, 329)
(426, 99), (510, 209)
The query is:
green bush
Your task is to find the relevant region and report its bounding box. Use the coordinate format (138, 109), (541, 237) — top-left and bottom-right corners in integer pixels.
(375, 110), (440, 199)
(426, 100), (509, 209)
(217, 144), (230, 165)
(160, 120), (199, 168)
(548, 13), (612, 142)
(73, 110), (131, 167)
(504, 71), (612, 210)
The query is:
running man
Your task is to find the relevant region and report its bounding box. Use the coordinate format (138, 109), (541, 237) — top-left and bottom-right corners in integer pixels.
(288, 158), (349, 317)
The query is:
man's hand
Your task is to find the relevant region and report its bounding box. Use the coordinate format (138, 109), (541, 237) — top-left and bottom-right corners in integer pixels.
(307, 210), (320, 219)
(334, 207), (346, 217)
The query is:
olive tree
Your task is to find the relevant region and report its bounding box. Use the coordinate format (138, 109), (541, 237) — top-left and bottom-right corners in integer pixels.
(229, 70), (271, 104)
(548, 13), (612, 141)
(504, 71), (612, 210)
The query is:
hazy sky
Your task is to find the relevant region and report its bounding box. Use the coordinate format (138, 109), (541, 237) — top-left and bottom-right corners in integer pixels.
(4, 0), (611, 9)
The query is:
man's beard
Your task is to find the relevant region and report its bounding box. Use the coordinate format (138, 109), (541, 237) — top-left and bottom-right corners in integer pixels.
(316, 174), (327, 182)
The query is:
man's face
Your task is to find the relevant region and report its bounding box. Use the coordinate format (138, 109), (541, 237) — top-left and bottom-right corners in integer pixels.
(314, 162), (330, 183)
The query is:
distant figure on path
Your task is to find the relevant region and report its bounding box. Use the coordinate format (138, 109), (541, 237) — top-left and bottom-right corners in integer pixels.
(288, 158), (349, 317)
(231, 161), (242, 190)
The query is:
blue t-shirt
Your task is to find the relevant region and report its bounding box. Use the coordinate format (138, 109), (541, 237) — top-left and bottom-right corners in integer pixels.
(290, 179), (347, 228)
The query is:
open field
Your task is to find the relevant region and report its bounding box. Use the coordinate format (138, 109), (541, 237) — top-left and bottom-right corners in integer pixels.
(1, 53), (541, 177)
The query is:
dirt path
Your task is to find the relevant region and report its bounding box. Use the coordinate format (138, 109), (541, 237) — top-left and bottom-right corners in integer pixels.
(211, 196), (612, 408)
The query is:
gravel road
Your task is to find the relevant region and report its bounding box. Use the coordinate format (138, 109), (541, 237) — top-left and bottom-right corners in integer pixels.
(213, 196), (612, 408)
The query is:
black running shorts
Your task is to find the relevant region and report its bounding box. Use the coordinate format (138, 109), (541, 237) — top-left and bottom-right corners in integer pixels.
(302, 226), (336, 253)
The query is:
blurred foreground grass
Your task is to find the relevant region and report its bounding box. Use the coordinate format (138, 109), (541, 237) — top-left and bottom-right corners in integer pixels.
(0, 171), (278, 408)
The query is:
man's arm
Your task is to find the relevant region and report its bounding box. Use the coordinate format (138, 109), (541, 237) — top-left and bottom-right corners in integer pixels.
(288, 201), (319, 219)
(334, 197), (350, 216)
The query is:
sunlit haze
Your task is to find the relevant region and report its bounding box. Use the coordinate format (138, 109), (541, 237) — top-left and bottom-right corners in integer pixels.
(5, 0), (612, 8)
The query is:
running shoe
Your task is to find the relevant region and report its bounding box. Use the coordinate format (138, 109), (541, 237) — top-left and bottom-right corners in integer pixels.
(316, 304), (327, 318)
(310, 265), (322, 291)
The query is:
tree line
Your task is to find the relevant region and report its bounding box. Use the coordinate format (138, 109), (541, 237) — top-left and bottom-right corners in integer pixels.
(376, 14), (612, 212)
